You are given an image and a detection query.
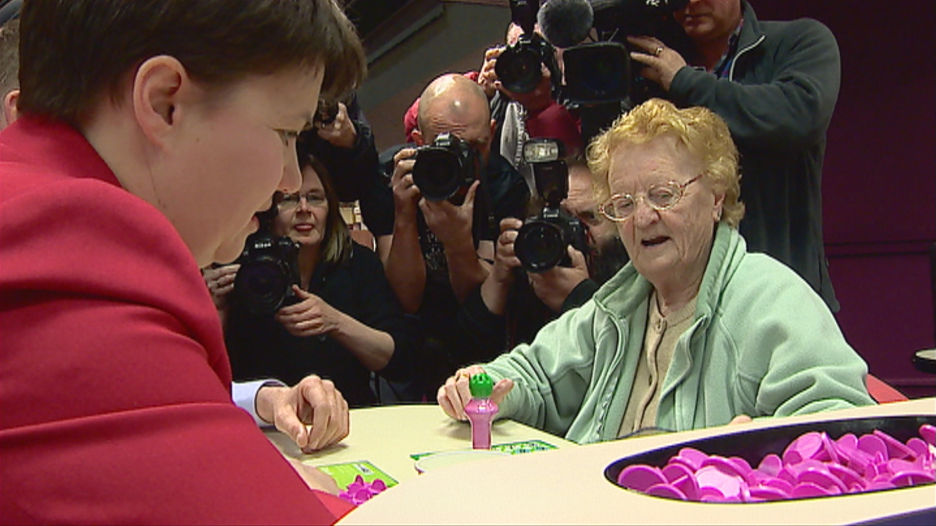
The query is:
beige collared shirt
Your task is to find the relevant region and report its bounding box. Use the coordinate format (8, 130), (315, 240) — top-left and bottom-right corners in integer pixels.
(618, 291), (697, 437)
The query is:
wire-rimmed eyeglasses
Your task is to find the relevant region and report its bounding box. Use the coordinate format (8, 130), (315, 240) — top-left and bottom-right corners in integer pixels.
(277, 191), (328, 210)
(598, 174), (703, 222)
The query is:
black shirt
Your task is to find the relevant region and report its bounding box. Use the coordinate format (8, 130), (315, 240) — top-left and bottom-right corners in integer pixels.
(225, 243), (418, 407)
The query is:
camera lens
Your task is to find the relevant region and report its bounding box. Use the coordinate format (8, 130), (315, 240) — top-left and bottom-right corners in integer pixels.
(412, 148), (462, 202)
(515, 221), (566, 273)
(495, 45), (543, 94)
(581, 46), (629, 100)
(234, 257), (290, 316)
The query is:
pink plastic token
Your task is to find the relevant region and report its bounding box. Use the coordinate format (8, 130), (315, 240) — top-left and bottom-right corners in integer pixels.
(670, 474), (700, 501)
(906, 437), (931, 459)
(645, 483), (688, 500)
(797, 467), (848, 493)
(857, 434), (888, 459)
(920, 424), (936, 446)
(756, 453), (782, 477)
(790, 482), (834, 498)
(748, 485), (790, 501)
(890, 470), (935, 487)
(675, 447), (709, 471)
(827, 463), (865, 491)
(696, 465), (744, 499)
(700, 456), (748, 480)
(662, 462), (694, 483)
(874, 429), (916, 460)
(783, 431), (823, 464)
(618, 465), (667, 492)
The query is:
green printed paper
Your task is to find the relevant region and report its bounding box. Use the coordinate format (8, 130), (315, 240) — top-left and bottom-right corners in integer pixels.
(316, 460), (398, 490)
(409, 439), (558, 461)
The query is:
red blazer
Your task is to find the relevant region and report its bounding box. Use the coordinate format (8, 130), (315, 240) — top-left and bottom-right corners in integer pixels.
(0, 117), (353, 524)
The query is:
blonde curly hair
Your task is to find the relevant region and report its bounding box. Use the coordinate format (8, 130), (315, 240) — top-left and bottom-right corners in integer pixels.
(586, 98), (744, 228)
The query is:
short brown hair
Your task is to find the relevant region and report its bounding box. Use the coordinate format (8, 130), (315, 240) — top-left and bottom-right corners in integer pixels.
(0, 17), (19, 97)
(18, 0), (366, 126)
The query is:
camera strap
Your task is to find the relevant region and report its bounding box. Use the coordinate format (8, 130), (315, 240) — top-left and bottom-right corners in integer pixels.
(475, 157), (498, 244)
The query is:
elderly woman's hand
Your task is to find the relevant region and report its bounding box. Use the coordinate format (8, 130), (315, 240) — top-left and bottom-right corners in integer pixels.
(437, 365), (514, 421)
(201, 264), (240, 310)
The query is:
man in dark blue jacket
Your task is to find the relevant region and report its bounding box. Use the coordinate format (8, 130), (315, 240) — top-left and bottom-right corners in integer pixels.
(628, 0), (841, 311)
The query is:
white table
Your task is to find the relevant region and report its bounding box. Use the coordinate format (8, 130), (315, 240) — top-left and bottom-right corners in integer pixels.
(265, 403), (577, 484)
(329, 399), (936, 525)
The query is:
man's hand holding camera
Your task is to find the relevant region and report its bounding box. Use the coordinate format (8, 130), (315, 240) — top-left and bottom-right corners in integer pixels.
(202, 264), (240, 310)
(419, 179), (480, 249)
(315, 101), (357, 149)
(275, 286), (343, 338)
(529, 246), (589, 312)
(627, 35), (687, 92)
(390, 148), (421, 222)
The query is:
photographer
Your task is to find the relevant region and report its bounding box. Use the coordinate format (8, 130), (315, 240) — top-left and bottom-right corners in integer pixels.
(301, 93), (394, 240)
(459, 154), (630, 357)
(212, 143), (417, 408)
(624, 0), (842, 311)
(380, 73), (529, 400)
(402, 20), (583, 195)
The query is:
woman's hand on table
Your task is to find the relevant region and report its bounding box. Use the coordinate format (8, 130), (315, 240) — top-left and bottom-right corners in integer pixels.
(437, 365), (514, 421)
(256, 374), (350, 452)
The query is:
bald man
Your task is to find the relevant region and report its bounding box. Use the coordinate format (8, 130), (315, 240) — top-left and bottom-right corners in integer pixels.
(379, 73), (530, 401)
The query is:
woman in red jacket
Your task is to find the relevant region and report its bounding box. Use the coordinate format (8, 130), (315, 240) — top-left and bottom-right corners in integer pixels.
(0, 1), (366, 524)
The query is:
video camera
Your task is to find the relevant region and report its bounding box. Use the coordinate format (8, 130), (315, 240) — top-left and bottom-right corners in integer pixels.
(535, 0), (691, 105)
(412, 132), (480, 203)
(231, 205), (302, 317)
(495, 0), (562, 97)
(514, 138), (587, 273)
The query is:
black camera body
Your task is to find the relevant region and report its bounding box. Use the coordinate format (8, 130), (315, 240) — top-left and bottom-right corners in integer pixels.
(497, 0), (562, 97)
(412, 132), (480, 203)
(495, 32), (559, 95)
(559, 0), (691, 105)
(513, 139), (587, 273)
(232, 208), (302, 317)
(315, 99), (340, 126)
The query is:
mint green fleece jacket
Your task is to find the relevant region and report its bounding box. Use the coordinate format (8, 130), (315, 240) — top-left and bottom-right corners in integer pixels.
(484, 224), (875, 445)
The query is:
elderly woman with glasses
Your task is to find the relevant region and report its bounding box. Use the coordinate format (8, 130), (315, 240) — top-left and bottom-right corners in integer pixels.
(209, 139), (417, 408)
(437, 98), (874, 444)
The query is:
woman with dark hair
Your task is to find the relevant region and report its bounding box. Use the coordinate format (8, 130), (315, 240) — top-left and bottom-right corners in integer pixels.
(214, 141), (417, 408)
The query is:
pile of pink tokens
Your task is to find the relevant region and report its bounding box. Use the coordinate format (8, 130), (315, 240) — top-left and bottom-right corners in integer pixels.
(616, 424), (936, 503)
(338, 475), (388, 506)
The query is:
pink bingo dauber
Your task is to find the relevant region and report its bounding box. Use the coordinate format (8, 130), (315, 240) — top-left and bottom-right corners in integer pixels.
(616, 424), (936, 503)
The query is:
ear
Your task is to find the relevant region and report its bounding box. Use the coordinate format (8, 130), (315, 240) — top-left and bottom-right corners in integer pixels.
(411, 128), (425, 147)
(3, 89), (19, 126)
(131, 55), (189, 147)
(712, 192), (726, 222)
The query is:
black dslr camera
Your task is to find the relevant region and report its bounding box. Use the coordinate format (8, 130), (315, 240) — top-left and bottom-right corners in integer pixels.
(232, 205), (301, 317)
(412, 132), (480, 203)
(314, 98), (340, 126)
(496, 0), (561, 96)
(514, 139), (587, 273)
